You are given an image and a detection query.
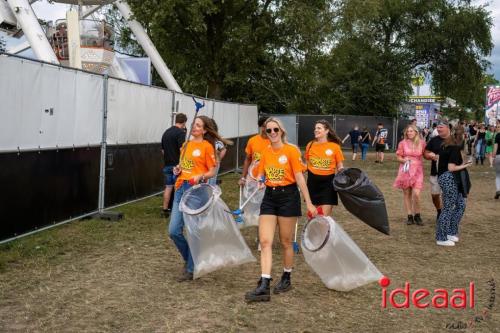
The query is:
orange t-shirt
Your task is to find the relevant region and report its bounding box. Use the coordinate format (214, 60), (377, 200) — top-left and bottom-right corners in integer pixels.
(245, 134), (270, 178)
(175, 140), (216, 189)
(305, 141), (344, 176)
(257, 143), (304, 187)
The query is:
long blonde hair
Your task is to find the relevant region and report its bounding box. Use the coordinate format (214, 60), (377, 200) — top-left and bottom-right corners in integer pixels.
(264, 117), (288, 144)
(403, 124), (421, 149)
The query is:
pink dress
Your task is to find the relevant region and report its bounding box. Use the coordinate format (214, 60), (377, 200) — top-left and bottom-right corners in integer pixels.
(393, 139), (425, 190)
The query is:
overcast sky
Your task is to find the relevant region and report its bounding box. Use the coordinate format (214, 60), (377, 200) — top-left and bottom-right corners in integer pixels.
(3, 0), (500, 83)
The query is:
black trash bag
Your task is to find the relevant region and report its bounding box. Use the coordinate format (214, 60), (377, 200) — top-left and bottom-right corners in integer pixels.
(333, 168), (390, 235)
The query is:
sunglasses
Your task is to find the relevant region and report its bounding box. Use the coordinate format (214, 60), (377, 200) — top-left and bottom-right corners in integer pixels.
(266, 127), (280, 134)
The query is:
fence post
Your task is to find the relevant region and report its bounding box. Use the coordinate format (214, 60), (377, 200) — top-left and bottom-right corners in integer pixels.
(296, 114), (299, 147)
(97, 75), (109, 213)
(171, 91), (176, 127)
(236, 104), (240, 172)
(393, 117), (398, 152)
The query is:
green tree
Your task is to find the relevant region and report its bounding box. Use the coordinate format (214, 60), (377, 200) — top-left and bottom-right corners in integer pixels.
(330, 0), (493, 116)
(119, 0), (493, 116)
(124, 0), (335, 103)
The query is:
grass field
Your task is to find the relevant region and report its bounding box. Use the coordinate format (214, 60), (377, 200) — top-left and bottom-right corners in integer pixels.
(0, 152), (499, 332)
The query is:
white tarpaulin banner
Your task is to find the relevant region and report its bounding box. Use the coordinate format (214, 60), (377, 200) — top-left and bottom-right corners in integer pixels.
(0, 56), (259, 151)
(175, 93), (213, 127)
(0, 56), (103, 151)
(213, 101), (239, 138)
(239, 104), (259, 137)
(106, 78), (173, 144)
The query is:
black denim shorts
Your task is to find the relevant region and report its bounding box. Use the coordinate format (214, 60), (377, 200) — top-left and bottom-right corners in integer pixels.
(307, 172), (338, 206)
(259, 184), (301, 217)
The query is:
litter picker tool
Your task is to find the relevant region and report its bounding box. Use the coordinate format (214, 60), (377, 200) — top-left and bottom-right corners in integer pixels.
(228, 186), (261, 224)
(175, 97), (205, 179)
(293, 222), (299, 254)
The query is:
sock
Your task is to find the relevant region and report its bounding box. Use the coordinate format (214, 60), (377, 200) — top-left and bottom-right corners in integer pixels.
(261, 274), (271, 279)
(283, 268), (292, 273)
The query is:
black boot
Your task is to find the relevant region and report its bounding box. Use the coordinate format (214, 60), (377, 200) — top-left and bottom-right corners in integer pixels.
(273, 272), (292, 294)
(406, 215), (414, 225)
(245, 277), (271, 302)
(480, 157), (484, 165)
(414, 213), (423, 226)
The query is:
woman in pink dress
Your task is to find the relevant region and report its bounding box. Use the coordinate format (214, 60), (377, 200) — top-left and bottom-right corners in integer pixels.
(393, 124), (426, 226)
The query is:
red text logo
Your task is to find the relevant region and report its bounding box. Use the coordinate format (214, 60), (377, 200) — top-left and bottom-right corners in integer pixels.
(380, 276), (475, 309)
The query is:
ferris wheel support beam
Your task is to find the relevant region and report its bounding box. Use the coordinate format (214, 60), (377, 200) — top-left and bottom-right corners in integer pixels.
(81, 5), (102, 18)
(6, 0), (59, 64)
(115, 0), (182, 92)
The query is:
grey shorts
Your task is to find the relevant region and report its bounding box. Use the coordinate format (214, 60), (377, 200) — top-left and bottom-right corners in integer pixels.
(429, 176), (441, 195)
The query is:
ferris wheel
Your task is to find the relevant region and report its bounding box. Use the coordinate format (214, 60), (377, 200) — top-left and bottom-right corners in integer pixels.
(0, 0), (181, 91)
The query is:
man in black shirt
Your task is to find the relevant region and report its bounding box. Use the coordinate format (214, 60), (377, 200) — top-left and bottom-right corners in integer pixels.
(467, 121), (477, 155)
(161, 113), (187, 217)
(424, 120), (450, 219)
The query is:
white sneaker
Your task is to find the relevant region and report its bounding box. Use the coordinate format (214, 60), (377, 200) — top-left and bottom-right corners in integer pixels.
(447, 235), (459, 242)
(437, 240), (455, 246)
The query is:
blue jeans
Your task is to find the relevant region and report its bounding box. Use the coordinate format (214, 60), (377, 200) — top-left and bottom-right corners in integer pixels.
(168, 181), (194, 273)
(475, 140), (486, 159)
(361, 143), (369, 160)
(208, 164), (220, 186)
(162, 165), (175, 186)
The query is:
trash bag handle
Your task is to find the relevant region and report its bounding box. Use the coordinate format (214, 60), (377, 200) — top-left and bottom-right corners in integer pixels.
(307, 206), (323, 220)
(180, 183), (219, 215)
(301, 216), (331, 253)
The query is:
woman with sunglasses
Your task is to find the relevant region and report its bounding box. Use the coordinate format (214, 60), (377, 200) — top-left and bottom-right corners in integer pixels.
(304, 119), (344, 216)
(245, 117), (317, 303)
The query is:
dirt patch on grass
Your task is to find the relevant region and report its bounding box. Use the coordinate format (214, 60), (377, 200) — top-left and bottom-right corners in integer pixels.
(1, 153), (499, 332)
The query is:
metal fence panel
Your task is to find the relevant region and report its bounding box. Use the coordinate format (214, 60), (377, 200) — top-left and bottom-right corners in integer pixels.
(297, 115), (335, 147)
(335, 115), (395, 150)
(273, 114), (298, 145)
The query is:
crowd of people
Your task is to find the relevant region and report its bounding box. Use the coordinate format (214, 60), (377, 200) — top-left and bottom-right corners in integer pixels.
(160, 112), (500, 300)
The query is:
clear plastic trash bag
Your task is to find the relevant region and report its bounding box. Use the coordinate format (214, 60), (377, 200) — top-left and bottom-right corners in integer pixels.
(179, 183), (256, 279)
(240, 177), (265, 228)
(301, 215), (382, 291)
